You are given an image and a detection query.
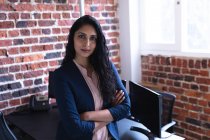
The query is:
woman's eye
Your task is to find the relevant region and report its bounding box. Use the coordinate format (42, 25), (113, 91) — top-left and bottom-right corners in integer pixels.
(90, 36), (97, 42)
(78, 34), (86, 39)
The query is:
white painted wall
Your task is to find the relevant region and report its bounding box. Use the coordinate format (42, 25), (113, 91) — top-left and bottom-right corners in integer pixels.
(118, 0), (142, 83)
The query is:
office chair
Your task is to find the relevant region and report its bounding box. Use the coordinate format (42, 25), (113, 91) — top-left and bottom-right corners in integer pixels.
(157, 91), (176, 133)
(121, 79), (126, 88)
(0, 111), (17, 140)
(117, 80), (154, 140)
(128, 81), (176, 138)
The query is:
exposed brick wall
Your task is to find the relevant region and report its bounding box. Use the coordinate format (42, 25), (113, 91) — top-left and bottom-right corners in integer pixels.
(141, 55), (210, 140)
(0, 0), (120, 114)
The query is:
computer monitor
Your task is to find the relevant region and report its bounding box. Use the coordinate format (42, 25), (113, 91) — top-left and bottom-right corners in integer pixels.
(129, 81), (162, 138)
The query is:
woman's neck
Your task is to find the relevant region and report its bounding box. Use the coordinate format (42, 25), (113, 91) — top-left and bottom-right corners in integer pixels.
(74, 57), (90, 69)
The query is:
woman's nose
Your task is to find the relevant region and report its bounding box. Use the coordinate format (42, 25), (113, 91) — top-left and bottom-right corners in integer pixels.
(84, 38), (90, 47)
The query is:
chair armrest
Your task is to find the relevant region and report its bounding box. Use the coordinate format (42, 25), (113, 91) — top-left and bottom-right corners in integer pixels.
(126, 115), (140, 122)
(161, 121), (176, 132)
(130, 126), (154, 140)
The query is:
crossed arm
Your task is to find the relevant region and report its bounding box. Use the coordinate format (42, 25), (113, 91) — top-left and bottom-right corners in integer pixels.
(80, 90), (125, 132)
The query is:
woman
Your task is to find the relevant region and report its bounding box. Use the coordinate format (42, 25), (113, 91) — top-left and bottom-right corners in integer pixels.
(53, 15), (130, 140)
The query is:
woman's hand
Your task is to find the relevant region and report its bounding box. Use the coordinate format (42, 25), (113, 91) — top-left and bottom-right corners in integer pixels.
(112, 90), (125, 106)
(80, 112), (90, 121)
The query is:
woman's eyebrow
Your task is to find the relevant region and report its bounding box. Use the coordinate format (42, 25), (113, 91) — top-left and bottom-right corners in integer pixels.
(77, 31), (97, 36)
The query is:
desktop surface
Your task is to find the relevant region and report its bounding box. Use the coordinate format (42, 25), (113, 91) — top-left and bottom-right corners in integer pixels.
(6, 108), (59, 140)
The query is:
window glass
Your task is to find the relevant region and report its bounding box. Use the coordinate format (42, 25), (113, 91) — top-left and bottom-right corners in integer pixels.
(187, 0), (210, 50)
(144, 0), (175, 44)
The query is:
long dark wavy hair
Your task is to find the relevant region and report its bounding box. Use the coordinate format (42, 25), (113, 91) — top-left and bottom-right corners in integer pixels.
(62, 15), (116, 103)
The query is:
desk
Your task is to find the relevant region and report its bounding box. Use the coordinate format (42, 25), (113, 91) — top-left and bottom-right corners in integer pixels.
(6, 109), (184, 140)
(6, 108), (59, 140)
(117, 118), (185, 140)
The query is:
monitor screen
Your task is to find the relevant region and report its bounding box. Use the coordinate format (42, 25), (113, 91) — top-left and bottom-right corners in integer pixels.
(129, 81), (162, 138)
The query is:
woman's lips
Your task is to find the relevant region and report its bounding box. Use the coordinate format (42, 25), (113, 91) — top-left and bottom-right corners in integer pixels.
(81, 49), (90, 53)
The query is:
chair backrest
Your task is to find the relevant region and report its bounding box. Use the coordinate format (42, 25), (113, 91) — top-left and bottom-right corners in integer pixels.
(48, 71), (55, 99)
(129, 81), (162, 138)
(0, 111), (17, 140)
(157, 91), (176, 132)
(121, 80), (126, 88)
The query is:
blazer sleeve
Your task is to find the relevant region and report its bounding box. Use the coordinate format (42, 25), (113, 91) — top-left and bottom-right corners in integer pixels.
(108, 62), (131, 121)
(53, 69), (94, 139)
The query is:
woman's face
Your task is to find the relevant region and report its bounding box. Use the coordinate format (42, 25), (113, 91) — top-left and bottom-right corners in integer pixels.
(74, 24), (97, 61)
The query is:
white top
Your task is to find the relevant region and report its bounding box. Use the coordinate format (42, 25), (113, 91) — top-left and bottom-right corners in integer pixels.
(74, 60), (110, 140)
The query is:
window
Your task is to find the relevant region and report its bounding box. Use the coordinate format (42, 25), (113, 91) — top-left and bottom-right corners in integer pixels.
(185, 0), (210, 52)
(140, 0), (210, 56)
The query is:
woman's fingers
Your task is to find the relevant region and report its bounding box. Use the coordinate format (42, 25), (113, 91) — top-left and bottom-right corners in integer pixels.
(112, 90), (125, 105)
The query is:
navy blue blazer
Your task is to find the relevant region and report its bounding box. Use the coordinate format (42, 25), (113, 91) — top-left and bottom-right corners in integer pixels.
(52, 60), (131, 140)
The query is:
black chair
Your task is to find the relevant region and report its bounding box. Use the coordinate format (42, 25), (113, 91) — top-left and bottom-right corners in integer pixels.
(121, 79), (126, 88)
(157, 91), (176, 133)
(48, 71), (55, 99)
(128, 81), (176, 138)
(0, 111), (17, 140)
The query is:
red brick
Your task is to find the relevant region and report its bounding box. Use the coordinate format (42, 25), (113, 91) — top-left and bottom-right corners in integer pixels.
(0, 30), (7, 38)
(15, 4), (35, 11)
(0, 101), (8, 109)
(20, 47), (30, 53)
(8, 30), (19, 37)
(52, 13), (61, 19)
(0, 4), (14, 11)
(23, 70), (43, 79)
(190, 69), (199, 75)
(105, 6), (115, 11)
(56, 5), (73, 11)
(24, 38), (38, 44)
(49, 60), (58, 66)
(24, 80), (33, 86)
(52, 28), (61, 34)
(71, 12), (79, 18)
(21, 13), (30, 19)
(107, 32), (119, 37)
(42, 13), (51, 19)
(200, 114), (208, 121)
(0, 21), (14, 28)
(189, 111), (199, 119)
(196, 77), (210, 85)
(62, 13), (70, 18)
(0, 58), (14, 65)
(182, 59), (188, 67)
(23, 54), (43, 62)
(200, 85), (208, 92)
(204, 108), (210, 114)
(58, 35), (67, 41)
(15, 73), (23, 80)
(199, 70), (209, 77)
(20, 29), (30, 36)
(9, 99), (21, 106)
(21, 96), (30, 104)
(8, 47), (19, 55)
(32, 29), (41, 35)
(68, 0), (77, 3)
(203, 93), (210, 100)
(198, 100), (208, 107)
(36, 4), (55, 11)
(38, 20), (55, 26)
(61, 28), (69, 33)
(32, 62), (48, 69)
(108, 12), (115, 17)
(58, 20), (72, 26)
(8, 13), (19, 20)
(107, 0), (114, 4)
(0, 49), (7, 56)
(182, 83), (190, 89)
